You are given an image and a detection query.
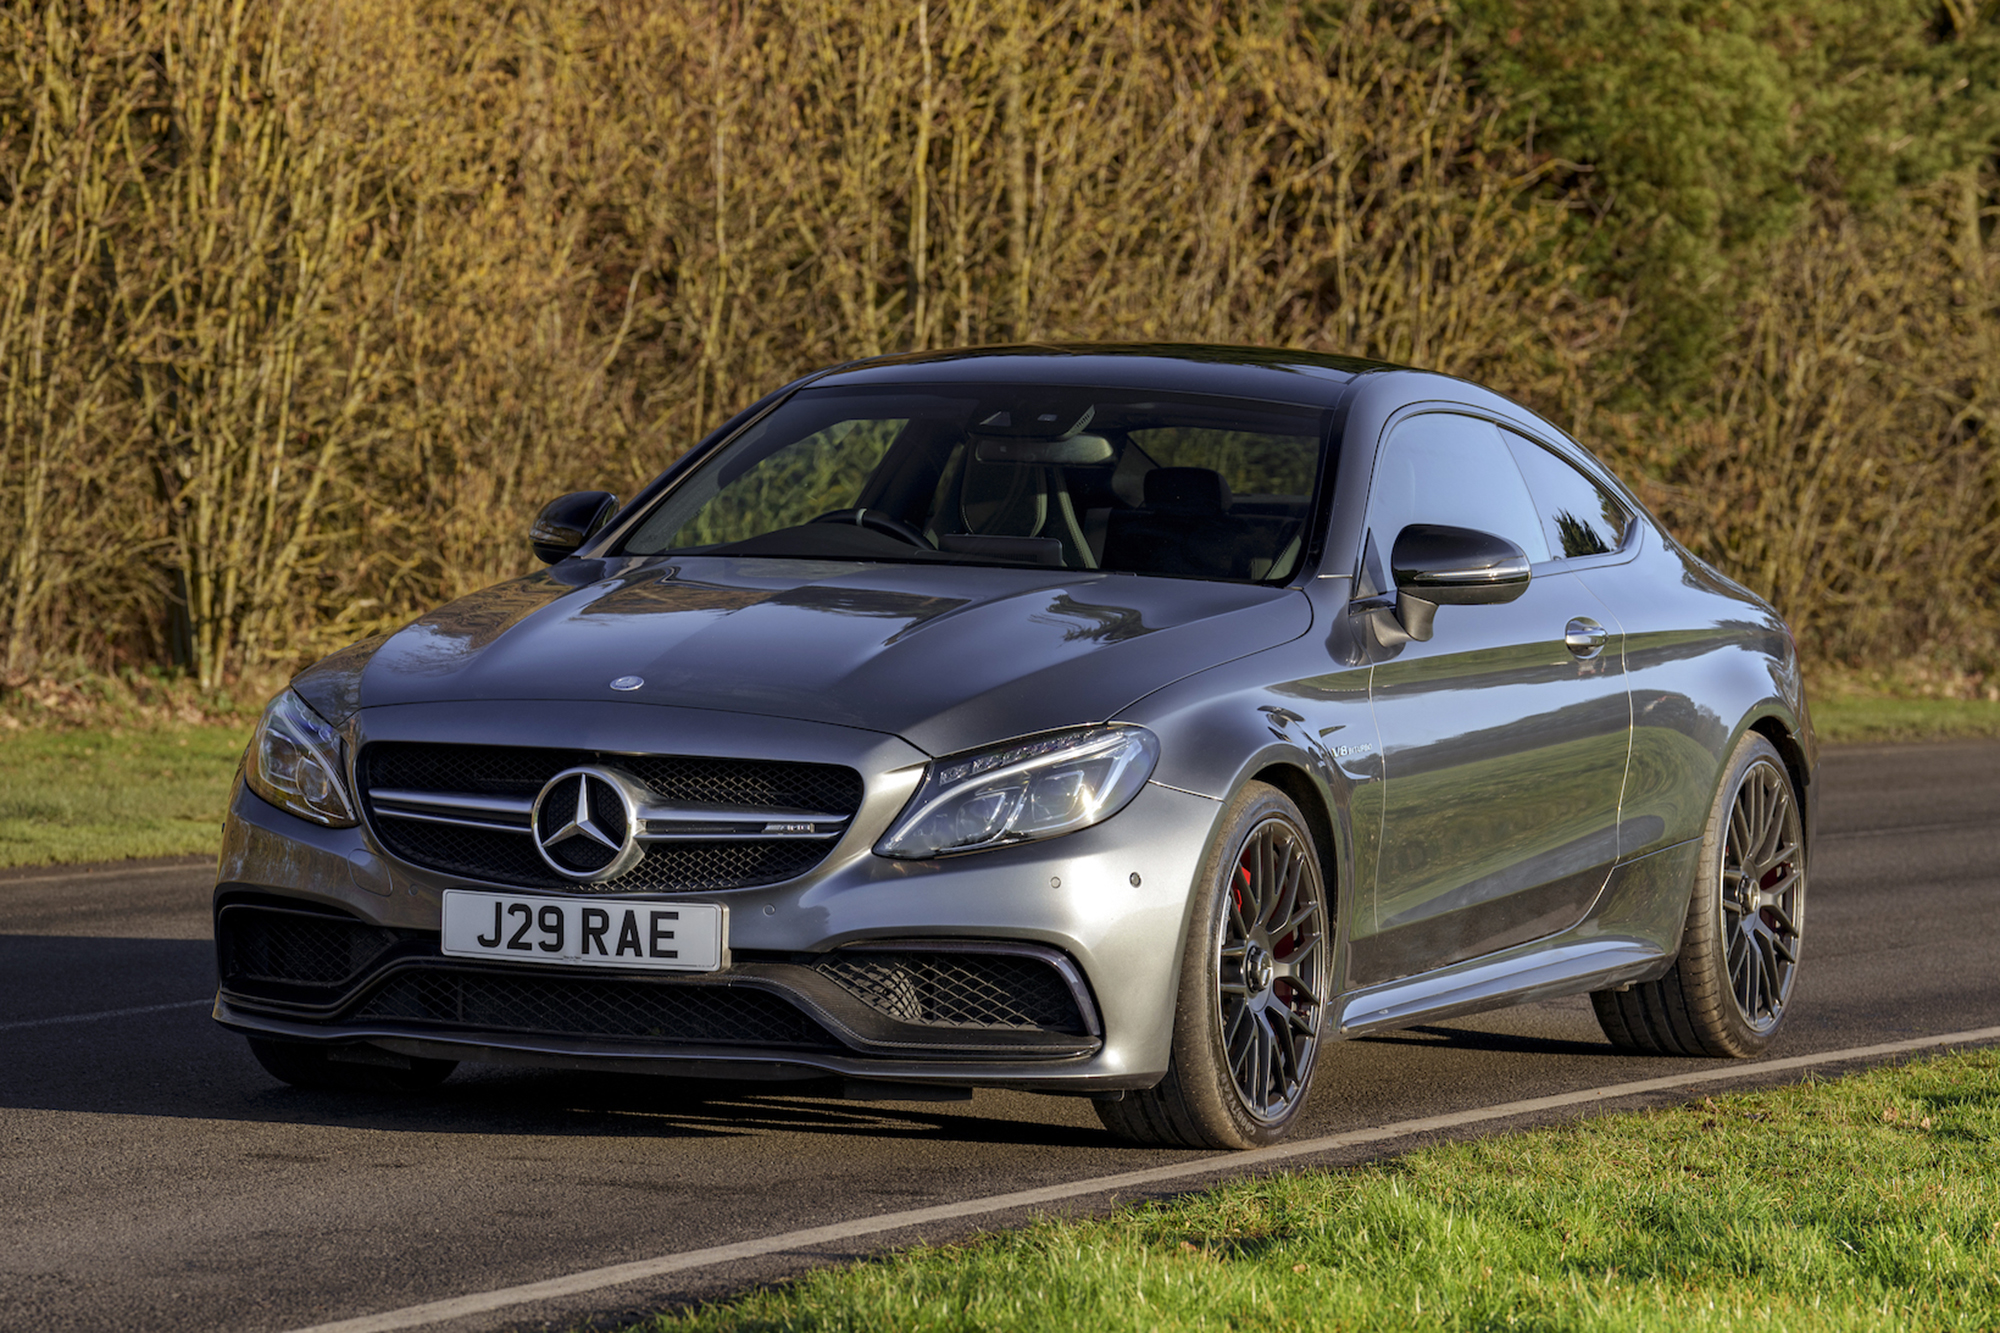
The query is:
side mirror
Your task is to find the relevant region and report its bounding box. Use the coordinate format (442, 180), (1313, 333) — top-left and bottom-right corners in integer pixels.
(1389, 524), (1531, 641)
(530, 491), (619, 565)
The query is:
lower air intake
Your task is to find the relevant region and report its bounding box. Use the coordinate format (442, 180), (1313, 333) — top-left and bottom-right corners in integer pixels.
(814, 951), (1089, 1033)
(353, 967), (839, 1048)
(218, 904), (407, 989)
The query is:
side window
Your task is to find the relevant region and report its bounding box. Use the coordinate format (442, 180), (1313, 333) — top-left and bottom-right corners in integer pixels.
(1502, 430), (1629, 560)
(1366, 414), (1551, 581)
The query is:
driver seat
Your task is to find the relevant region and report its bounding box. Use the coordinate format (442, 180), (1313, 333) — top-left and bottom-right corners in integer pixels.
(942, 451), (1093, 567)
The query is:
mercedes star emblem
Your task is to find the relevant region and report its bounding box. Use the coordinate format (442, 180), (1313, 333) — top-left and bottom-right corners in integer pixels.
(531, 766), (645, 881)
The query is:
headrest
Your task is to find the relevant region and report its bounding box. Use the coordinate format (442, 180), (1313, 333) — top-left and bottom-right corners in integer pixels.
(1144, 467), (1232, 514)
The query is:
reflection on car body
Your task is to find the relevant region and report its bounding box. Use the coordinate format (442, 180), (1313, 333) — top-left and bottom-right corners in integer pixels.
(214, 345), (1815, 1148)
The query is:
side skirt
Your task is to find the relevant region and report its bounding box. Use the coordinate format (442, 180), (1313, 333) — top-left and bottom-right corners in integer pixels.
(1335, 937), (1668, 1036)
(1335, 836), (1701, 1037)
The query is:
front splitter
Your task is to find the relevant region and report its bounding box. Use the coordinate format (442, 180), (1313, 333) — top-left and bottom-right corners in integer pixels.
(212, 994), (1159, 1094)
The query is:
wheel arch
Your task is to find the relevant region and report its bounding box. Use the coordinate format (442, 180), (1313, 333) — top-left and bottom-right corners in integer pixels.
(1150, 750), (1350, 1066)
(1247, 760), (1343, 923)
(1745, 710), (1814, 843)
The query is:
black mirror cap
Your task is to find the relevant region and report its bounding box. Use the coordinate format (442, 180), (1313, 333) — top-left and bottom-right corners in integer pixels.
(1391, 523), (1532, 606)
(531, 491), (620, 565)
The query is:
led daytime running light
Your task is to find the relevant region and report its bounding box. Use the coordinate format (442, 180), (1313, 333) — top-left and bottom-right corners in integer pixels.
(245, 689), (358, 828)
(876, 725), (1158, 859)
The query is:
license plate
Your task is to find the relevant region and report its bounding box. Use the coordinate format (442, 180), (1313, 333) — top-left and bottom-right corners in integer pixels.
(440, 890), (727, 973)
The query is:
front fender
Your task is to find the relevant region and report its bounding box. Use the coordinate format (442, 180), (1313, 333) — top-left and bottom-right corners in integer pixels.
(1116, 610), (1379, 997)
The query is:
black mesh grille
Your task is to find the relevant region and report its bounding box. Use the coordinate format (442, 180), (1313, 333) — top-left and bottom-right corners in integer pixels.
(365, 744), (864, 811)
(360, 743), (862, 892)
(353, 967), (838, 1048)
(219, 906), (404, 987)
(815, 952), (1087, 1033)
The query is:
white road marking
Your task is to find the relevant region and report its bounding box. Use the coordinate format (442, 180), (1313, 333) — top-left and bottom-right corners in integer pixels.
(285, 1022), (2000, 1333)
(0, 998), (210, 1032)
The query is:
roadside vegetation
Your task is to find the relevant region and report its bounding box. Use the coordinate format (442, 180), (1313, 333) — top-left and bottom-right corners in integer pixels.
(2, 0), (1997, 702)
(623, 1048), (2000, 1333)
(1814, 695), (2000, 745)
(0, 669), (251, 867)
(0, 2), (1995, 858)
(0, 722), (245, 867)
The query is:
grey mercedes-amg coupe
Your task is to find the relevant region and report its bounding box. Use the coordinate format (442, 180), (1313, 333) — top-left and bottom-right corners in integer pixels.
(214, 345), (1815, 1148)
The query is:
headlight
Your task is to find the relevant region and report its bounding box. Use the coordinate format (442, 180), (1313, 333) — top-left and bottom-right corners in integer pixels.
(876, 725), (1159, 859)
(244, 689), (357, 827)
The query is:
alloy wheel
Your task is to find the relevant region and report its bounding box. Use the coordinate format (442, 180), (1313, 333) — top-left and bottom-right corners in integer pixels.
(1719, 758), (1804, 1033)
(1215, 817), (1326, 1121)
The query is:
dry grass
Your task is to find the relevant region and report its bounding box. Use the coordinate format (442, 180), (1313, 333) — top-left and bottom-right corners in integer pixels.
(0, 0), (1995, 692)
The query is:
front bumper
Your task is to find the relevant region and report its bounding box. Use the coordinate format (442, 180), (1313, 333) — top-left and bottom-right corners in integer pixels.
(214, 700), (1225, 1090)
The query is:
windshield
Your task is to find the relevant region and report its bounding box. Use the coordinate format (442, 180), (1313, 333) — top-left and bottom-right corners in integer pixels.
(620, 385), (1329, 582)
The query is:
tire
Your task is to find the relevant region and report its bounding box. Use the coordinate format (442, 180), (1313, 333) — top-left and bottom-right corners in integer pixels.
(247, 1036), (458, 1092)
(1593, 732), (1806, 1057)
(1098, 781), (1331, 1149)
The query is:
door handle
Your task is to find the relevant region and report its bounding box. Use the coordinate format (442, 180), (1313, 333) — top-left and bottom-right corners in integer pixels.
(1565, 617), (1609, 659)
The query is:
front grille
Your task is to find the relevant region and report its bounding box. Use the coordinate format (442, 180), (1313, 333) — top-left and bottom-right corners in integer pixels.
(354, 967), (838, 1048)
(367, 820), (827, 893)
(366, 744), (864, 812)
(218, 905), (408, 988)
(360, 743), (863, 892)
(815, 951), (1088, 1033)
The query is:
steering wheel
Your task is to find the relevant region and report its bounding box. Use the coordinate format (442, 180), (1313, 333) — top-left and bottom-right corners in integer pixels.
(807, 508), (937, 550)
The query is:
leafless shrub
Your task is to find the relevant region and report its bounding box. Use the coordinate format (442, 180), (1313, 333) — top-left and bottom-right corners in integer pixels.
(1604, 181), (1999, 673)
(0, 0), (1992, 691)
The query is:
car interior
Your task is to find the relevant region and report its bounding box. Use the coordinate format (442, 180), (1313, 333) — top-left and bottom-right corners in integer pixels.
(624, 388), (1325, 583)
(921, 436), (1309, 581)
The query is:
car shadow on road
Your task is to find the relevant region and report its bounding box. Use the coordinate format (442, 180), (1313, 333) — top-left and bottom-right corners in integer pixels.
(0, 933), (1125, 1150)
(1354, 1022), (1618, 1059)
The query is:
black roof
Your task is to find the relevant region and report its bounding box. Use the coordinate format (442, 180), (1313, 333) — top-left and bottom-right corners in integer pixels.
(808, 343), (1400, 408)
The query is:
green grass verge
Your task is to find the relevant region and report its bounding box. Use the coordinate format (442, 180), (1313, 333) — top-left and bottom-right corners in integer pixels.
(1812, 696), (2000, 745)
(633, 1050), (2000, 1333)
(0, 722), (250, 867)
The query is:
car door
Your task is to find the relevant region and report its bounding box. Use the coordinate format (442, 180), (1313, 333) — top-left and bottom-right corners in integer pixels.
(1351, 410), (1632, 987)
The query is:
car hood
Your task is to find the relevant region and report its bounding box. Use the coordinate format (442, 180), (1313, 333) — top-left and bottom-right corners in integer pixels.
(294, 557), (1312, 757)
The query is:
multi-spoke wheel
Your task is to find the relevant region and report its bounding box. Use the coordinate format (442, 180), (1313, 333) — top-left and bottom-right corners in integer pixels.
(1719, 757), (1804, 1032)
(1593, 732), (1806, 1057)
(1098, 781), (1329, 1148)
(1217, 817), (1326, 1122)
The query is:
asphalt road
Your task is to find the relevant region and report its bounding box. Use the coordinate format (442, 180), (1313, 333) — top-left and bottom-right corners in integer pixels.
(3, 740), (1998, 1333)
